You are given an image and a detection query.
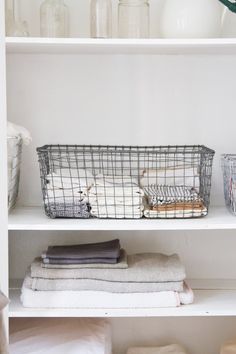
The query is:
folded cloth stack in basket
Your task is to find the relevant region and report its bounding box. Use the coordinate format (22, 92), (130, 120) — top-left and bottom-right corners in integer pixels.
(88, 175), (144, 218)
(21, 239), (194, 308)
(45, 169), (94, 218)
(0, 291), (9, 354)
(127, 344), (189, 354)
(10, 318), (112, 354)
(141, 167), (207, 218)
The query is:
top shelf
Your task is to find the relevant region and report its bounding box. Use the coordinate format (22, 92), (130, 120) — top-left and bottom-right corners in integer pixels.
(6, 37), (236, 55)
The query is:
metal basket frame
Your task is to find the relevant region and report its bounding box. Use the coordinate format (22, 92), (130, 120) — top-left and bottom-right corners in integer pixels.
(37, 145), (215, 219)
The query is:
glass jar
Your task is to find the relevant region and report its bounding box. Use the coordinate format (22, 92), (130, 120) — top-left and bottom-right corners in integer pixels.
(5, 0), (29, 36)
(90, 0), (112, 38)
(118, 0), (149, 38)
(40, 0), (69, 38)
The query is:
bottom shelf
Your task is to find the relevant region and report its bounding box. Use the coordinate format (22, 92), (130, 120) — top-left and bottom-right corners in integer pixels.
(9, 286), (236, 318)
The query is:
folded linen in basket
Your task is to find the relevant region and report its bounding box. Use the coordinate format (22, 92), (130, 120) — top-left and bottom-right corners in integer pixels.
(42, 239), (121, 260)
(93, 175), (139, 187)
(42, 248), (128, 268)
(46, 188), (88, 202)
(144, 205), (207, 219)
(144, 185), (201, 206)
(32, 253), (186, 282)
(127, 344), (188, 354)
(10, 318), (112, 354)
(89, 186), (144, 198)
(45, 201), (91, 218)
(21, 282), (193, 308)
(24, 273), (183, 293)
(46, 168), (94, 188)
(141, 166), (199, 188)
(90, 205), (144, 218)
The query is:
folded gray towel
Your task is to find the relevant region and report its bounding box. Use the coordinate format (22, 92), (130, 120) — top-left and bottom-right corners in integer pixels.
(23, 273), (184, 293)
(42, 249), (128, 269)
(42, 239), (120, 260)
(31, 253), (186, 283)
(43, 257), (118, 265)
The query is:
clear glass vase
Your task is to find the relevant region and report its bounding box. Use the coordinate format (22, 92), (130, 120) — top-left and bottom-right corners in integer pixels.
(40, 0), (69, 38)
(5, 0), (29, 37)
(90, 0), (112, 38)
(118, 0), (149, 38)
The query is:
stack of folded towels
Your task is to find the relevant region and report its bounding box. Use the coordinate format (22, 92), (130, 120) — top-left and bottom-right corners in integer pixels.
(88, 175), (144, 218)
(45, 169), (94, 218)
(21, 239), (194, 308)
(127, 344), (189, 354)
(141, 167), (207, 218)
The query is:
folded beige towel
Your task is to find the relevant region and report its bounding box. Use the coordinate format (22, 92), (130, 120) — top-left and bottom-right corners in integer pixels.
(221, 340), (236, 354)
(31, 253), (186, 283)
(127, 344), (188, 354)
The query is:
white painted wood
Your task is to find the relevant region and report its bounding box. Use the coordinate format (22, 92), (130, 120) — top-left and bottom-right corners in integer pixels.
(6, 37), (236, 55)
(0, 0), (9, 297)
(8, 206), (236, 231)
(5, 0), (236, 352)
(9, 287), (236, 318)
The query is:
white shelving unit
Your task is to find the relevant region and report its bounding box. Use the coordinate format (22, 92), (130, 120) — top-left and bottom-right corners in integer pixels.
(6, 37), (236, 55)
(8, 205), (236, 231)
(2, 1), (236, 353)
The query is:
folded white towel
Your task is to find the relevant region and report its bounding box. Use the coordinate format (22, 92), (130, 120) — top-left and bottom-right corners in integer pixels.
(7, 121), (32, 145)
(47, 169), (94, 190)
(89, 185), (144, 198)
(21, 282), (193, 308)
(10, 318), (112, 354)
(127, 344), (188, 354)
(46, 189), (88, 203)
(141, 167), (199, 189)
(89, 195), (143, 206)
(94, 174), (139, 187)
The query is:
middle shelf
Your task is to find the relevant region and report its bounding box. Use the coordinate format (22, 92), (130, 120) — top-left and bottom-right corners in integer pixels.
(8, 206), (236, 231)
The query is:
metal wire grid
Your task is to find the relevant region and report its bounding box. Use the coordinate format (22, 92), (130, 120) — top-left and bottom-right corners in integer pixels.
(8, 136), (22, 210)
(37, 145), (215, 219)
(222, 154), (236, 215)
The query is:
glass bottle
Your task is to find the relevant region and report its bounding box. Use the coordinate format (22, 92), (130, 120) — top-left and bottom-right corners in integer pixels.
(90, 0), (112, 38)
(118, 0), (149, 38)
(5, 0), (29, 37)
(40, 0), (69, 38)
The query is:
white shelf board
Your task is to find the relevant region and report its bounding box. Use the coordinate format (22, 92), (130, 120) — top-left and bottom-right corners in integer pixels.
(6, 37), (236, 55)
(8, 206), (236, 231)
(9, 287), (236, 318)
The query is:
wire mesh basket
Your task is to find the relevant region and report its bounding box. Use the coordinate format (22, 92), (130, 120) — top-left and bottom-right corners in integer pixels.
(37, 145), (215, 219)
(221, 154), (236, 215)
(8, 136), (22, 210)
